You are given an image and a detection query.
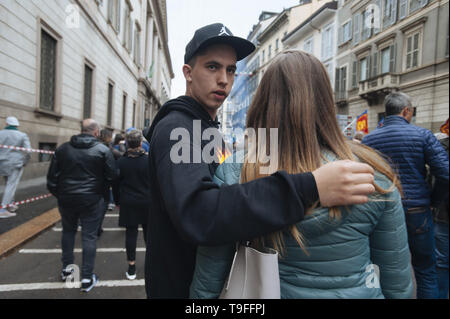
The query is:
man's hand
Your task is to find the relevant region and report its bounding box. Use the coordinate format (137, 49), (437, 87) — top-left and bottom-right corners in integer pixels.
(312, 160), (375, 207)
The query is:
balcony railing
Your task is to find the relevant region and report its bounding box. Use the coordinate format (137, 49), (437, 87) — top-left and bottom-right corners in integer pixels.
(359, 73), (400, 96)
(358, 73), (400, 106)
(335, 91), (348, 102)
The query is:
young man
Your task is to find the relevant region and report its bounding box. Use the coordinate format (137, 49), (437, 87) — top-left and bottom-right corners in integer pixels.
(144, 23), (375, 298)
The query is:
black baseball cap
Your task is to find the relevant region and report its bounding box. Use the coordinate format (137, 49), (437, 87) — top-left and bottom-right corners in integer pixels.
(184, 23), (256, 64)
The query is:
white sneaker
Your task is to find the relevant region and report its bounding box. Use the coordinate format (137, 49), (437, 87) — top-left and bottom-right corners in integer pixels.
(0, 210), (16, 218)
(107, 203), (115, 211)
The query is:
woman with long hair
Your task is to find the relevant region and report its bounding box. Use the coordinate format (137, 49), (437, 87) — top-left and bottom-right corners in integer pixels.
(190, 51), (413, 299)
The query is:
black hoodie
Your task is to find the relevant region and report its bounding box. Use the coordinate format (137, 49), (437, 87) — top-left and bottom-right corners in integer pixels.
(144, 96), (319, 298)
(47, 134), (117, 208)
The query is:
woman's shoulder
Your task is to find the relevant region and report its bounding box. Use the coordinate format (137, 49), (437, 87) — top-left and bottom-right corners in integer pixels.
(214, 150), (245, 186)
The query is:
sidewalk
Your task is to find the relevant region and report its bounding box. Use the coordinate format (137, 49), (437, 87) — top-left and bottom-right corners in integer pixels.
(0, 208), (60, 258)
(0, 176), (56, 235)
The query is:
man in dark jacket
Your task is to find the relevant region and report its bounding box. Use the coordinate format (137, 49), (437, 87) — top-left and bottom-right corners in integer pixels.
(47, 119), (117, 293)
(363, 92), (449, 299)
(144, 23), (377, 299)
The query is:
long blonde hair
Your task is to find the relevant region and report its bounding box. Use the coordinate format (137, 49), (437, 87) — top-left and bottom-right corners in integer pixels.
(241, 51), (402, 255)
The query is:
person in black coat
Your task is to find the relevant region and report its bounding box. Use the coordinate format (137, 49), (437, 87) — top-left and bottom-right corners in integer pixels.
(117, 129), (150, 280)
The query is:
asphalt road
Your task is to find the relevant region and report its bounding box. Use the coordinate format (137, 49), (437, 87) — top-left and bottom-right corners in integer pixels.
(0, 208), (147, 299)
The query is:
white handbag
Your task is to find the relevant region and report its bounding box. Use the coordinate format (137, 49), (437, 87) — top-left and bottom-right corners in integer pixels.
(220, 242), (280, 299)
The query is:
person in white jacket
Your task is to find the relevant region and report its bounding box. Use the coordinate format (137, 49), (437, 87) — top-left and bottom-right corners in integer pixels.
(0, 116), (31, 218)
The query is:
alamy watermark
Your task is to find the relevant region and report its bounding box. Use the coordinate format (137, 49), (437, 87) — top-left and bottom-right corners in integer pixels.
(65, 4), (80, 29)
(365, 264), (381, 289)
(64, 264), (80, 288)
(169, 120), (279, 174)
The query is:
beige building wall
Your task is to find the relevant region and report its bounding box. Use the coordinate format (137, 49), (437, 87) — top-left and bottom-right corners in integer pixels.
(0, 0), (173, 180)
(338, 0), (448, 133)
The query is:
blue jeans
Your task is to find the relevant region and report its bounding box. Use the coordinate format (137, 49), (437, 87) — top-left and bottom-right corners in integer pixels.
(434, 221), (449, 299)
(404, 207), (439, 299)
(59, 198), (104, 280)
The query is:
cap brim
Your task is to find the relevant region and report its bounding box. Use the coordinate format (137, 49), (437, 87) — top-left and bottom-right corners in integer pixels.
(197, 36), (256, 62)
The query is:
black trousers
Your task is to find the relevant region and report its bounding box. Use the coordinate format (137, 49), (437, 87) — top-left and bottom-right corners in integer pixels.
(59, 198), (104, 279)
(125, 224), (147, 261)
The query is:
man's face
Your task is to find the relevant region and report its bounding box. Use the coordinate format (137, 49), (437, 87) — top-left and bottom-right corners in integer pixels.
(184, 44), (237, 118)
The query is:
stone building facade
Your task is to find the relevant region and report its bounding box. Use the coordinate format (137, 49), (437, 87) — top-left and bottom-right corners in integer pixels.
(335, 0), (449, 132)
(0, 0), (173, 180)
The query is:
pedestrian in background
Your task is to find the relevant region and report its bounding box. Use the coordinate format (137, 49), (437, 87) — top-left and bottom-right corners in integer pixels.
(117, 129), (150, 280)
(97, 129), (123, 236)
(363, 92), (449, 299)
(353, 131), (365, 144)
(432, 132), (449, 298)
(126, 127), (149, 153)
(47, 119), (117, 292)
(0, 116), (31, 218)
(111, 133), (126, 208)
(190, 51), (413, 299)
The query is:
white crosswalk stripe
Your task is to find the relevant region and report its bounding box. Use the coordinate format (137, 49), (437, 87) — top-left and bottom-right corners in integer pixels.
(0, 280), (145, 292)
(19, 248), (146, 253)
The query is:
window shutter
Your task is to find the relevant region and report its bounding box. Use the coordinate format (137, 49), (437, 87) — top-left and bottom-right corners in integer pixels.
(399, 0), (408, 19)
(335, 68), (340, 92)
(342, 66), (347, 91)
(108, 0), (113, 23)
(338, 26), (343, 45)
(367, 55), (371, 79)
(348, 19), (353, 40)
(353, 13), (361, 45)
(374, 0), (381, 34)
(372, 52), (378, 77)
(128, 18), (133, 52)
(389, 43), (396, 72)
(391, 0), (398, 25)
(116, 0), (121, 32)
(352, 60), (358, 87)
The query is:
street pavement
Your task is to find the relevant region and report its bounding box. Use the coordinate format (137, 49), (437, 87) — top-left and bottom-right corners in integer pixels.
(0, 208), (147, 299)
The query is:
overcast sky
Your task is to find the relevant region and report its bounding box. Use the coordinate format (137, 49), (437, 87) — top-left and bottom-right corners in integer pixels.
(166, 0), (301, 98)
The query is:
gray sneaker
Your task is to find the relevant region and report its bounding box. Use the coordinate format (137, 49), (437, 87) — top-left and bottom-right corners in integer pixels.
(0, 210), (16, 218)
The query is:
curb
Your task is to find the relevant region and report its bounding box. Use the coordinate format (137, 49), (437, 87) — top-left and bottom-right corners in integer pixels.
(0, 208), (61, 258)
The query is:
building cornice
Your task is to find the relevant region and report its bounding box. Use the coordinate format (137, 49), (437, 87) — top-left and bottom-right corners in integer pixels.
(151, 0), (174, 78)
(283, 1), (338, 45)
(257, 10), (289, 43)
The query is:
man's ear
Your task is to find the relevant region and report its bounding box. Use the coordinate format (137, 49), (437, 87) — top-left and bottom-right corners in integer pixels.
(182, 64), (193, 83)
(400, 107), (409, 117)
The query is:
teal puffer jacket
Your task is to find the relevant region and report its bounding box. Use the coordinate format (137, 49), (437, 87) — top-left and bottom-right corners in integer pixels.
(189, 151), (414, 299)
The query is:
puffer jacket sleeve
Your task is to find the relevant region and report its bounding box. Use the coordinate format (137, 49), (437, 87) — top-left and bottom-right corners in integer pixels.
(424, 129), (449, 182)
(189, 159), (242, 299)
(189, 244), (235, 299)
(424, 130), (450, 207)
(369, 185), (414, 299)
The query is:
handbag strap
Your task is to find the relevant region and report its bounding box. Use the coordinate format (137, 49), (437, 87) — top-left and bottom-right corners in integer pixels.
(223, 241), (250, 291)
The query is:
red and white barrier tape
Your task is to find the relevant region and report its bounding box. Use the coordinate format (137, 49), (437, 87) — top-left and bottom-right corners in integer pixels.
(0, 144), (55, 154)
(0, 193), (53, 209)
